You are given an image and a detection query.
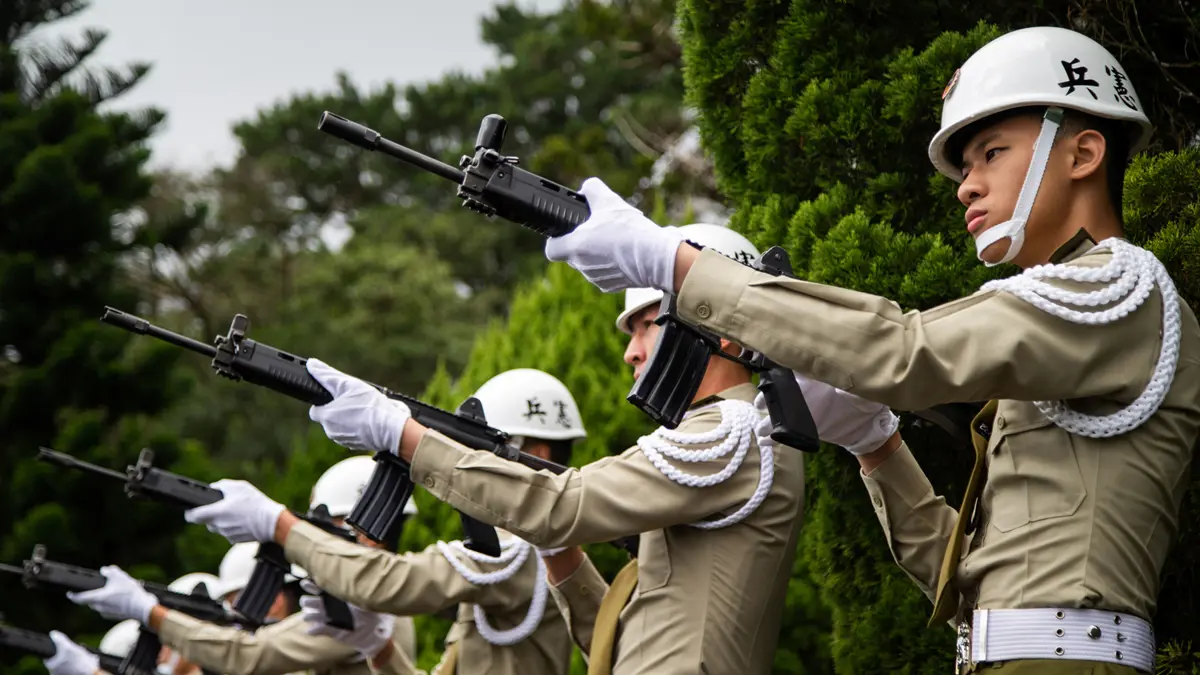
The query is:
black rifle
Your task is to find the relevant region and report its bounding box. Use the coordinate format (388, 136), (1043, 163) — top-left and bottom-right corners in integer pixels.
(99, 309), (637, 558)
(317, 111), (985, 450)
(37, 447), (356, 631)
(99, 308), (563, 557)
(0, 546), (239, 675)
(0, 625), (125, 673)
(315, 112), (819, 450)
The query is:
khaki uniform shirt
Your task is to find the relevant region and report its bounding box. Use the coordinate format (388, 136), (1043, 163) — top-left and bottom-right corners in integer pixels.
(676, 234), (1200, 620)
(283, 521), (570, 675)
(157, 609), (416, 675)
(408, 383), (806, 675)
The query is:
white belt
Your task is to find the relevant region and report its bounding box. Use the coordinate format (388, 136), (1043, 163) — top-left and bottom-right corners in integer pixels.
(969, 608), (1155, 673)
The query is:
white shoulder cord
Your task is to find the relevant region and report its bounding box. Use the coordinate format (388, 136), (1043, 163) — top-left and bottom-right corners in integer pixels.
(980, 238), (1182, 437)
(637, 399), (774, 529)
(436, 537), (549, 646)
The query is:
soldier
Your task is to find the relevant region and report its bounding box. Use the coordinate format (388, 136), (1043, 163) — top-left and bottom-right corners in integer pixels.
(65, 461), (419, 675)
(184, 370), (585, 674)
(283, 224), (817, 675)
(544, 26), (1200, 675)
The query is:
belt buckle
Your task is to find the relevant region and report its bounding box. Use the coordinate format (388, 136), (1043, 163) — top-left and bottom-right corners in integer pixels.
(955, 619), (971, 674)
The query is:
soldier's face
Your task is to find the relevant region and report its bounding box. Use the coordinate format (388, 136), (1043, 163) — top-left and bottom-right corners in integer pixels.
(623, 304), (662, 381)
(956, 113), (1089, 267)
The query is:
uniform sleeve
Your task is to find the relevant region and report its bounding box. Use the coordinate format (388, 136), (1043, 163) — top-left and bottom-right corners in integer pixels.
(547, 557), (608, 657)
(156, 610), (357, 675)
(390, 615), (417, 664)
(675, 248), (1160, 410)
(408, 404), (767, 547)
(859, 440), (959, 601)
(283, 522), (521, 616)
(367, 639), (425, 675)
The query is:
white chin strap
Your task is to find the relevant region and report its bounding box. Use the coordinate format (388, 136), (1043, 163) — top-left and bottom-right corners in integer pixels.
(974, 107), (1065, 267)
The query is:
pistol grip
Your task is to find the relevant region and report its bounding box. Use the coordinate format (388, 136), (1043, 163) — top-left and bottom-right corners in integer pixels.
(320, 593), (356, 631)
(758, 367), (821, 452)
(460, 513), (502, 557)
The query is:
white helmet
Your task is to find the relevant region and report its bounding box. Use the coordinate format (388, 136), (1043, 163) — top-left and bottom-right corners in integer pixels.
(99, 619), (141, 658)
(471, 369), (586, 441)
(212, 542), (305, 599)
(168, 572), (220, 600)
(928, 26), (1153, 265)
(310, 455), (417, 519)
(616, 223), (759, 334)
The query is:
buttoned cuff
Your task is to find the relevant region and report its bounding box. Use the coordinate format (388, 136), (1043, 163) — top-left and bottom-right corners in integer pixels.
(156, 609), (204, 647)
(409, 429), (473, 500)
(676, 248), (756, 330)
(860, 441), (935, 518)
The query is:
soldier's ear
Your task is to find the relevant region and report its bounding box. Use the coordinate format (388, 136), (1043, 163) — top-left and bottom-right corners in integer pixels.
(1068, 128), (1107, 181)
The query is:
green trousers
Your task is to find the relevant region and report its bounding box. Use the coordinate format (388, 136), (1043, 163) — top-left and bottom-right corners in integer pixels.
(973, 660), (1143, 674)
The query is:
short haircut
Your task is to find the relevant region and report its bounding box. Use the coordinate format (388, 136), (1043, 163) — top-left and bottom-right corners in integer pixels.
(946, 106), (1130, 219)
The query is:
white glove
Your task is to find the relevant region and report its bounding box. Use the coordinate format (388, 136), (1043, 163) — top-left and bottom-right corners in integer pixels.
(66, 566), (156, 624)
(754, 373), (899, 456)
(545, 177), (685, 293)
(44, 631), (100, 675)
(299, 580), (394, 658)
(183, 479), (286, 544)
(307, 358), (412, 454)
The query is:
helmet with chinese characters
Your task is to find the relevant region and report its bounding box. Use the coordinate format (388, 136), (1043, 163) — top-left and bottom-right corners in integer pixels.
(929, 26), (1153, 182)
(471, 369), (587, 441)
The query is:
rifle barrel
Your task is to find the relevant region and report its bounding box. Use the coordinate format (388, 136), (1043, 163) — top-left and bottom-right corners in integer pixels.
(101, 307), (218, 358)
(36, 447), (127, 481)
(0, 563), (24, 576)
(317, 112), (466, 184)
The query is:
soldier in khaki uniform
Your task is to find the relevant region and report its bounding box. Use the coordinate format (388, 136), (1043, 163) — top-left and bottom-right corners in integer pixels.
(66, 459), (418, 675)
(182, 369), (585, 675)
(540, 25), (1200, 675)
(293, 225), (824, 675)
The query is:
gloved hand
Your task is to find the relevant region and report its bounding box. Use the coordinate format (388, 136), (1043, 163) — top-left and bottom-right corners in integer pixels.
(307, 358), (412, 455)
(183, 478), (286, 543)
(66, 566), (157, 624)
(754, 372), (899, 456)
(44, 631), (100, 675)
(299, 580), (394, 658)
(545, 177), (685, 293)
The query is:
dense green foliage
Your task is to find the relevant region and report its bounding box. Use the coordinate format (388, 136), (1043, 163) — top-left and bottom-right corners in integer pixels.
(3, 0), (1198, 673)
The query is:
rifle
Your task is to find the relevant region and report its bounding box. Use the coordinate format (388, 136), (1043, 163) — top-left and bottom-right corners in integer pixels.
(99, 309), (638, 558)
(317, 111), (982, 450)
(315, 112), (819, 450)
(99, 308), (574, 558)
(0, 625), (125, 673)
(0, 546), (238, 675)
(37, 448), (355, 631)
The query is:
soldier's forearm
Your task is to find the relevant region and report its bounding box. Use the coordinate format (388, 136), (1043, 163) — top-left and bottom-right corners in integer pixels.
(397, 419), (428, 463)
(543, 547), (586, 584)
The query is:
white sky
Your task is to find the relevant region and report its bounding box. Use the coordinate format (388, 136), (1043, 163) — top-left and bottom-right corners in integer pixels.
(30, 0), (563, 172)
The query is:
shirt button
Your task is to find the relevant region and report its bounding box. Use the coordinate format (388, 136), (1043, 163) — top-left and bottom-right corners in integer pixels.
(995, 416), (1006, 430)
(424, 476), (436, 488)
(872, 494), (883, 508)
(696, 303), (712, 319)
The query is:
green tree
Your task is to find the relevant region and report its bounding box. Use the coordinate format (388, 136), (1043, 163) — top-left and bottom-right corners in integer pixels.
(0, 1), (211, 669)
(678, 2), (1200, 672)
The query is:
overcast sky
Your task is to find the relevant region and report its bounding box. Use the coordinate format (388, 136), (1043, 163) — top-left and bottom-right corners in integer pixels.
(30, 0), (563, 172)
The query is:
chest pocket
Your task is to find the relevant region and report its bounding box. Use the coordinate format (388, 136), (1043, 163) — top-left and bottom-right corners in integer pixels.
(985, 402), (1088, 533)
(636, 530), (672, 593)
